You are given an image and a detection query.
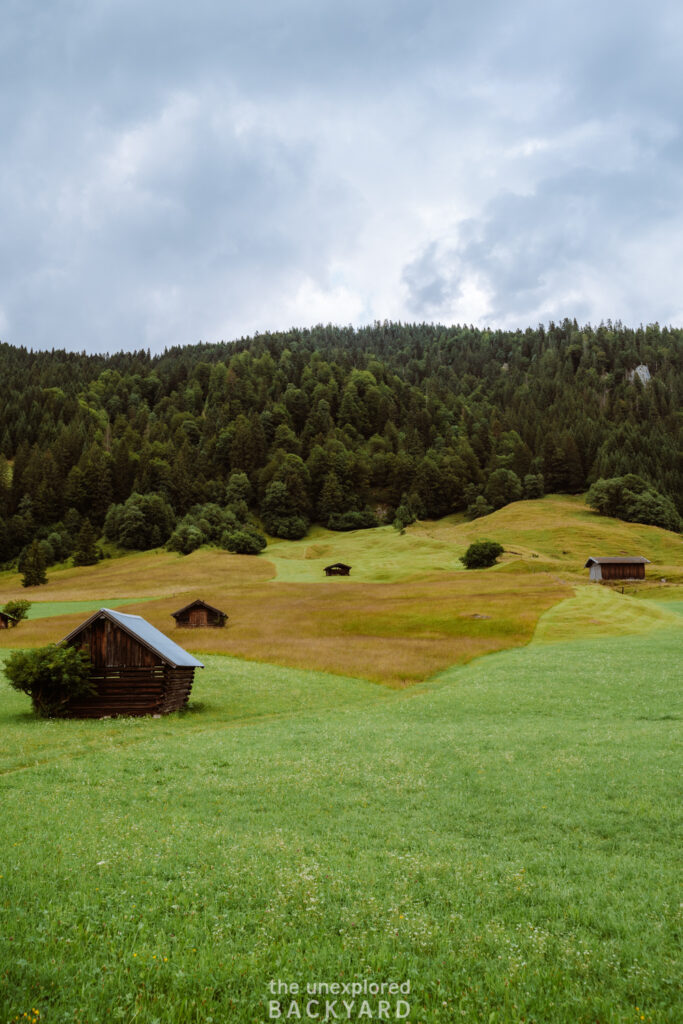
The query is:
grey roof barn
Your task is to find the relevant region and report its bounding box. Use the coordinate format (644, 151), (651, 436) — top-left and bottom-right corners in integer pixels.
(60, 608), (203, 717)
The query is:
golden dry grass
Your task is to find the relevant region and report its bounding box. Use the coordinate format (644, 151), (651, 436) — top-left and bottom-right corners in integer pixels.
(417, 495), (683, 575)
(0, 546), (275, 604)
(1, 495), (679, 687)
(0, 571), (571, 687)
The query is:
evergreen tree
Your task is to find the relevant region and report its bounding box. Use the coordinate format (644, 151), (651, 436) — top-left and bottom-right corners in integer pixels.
(317, 471), (346, 525)
(21, 540), (48, 587)
(72, 519), (100, 566)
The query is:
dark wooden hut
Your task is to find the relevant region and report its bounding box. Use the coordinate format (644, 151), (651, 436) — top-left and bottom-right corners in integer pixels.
(324, 563), (351, 577)
(60, 608), (204, 718)
(171, 599), (228, 628)
(584, 556), (650, 582)
(0, 610), (17, 629)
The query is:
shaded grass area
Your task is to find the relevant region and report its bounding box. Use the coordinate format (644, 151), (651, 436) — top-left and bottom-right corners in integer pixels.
(1, 629), (681, 1023)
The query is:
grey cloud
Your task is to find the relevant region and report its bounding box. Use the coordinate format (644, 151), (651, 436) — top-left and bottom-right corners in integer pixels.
(1, 0), (682, 351)
(403, 158), (683, 326)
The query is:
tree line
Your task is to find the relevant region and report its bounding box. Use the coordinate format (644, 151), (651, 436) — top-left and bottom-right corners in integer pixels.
(0, 318), (680, 568)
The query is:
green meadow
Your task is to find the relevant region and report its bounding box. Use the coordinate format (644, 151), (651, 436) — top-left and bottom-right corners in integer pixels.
(1, 500), (681, 1023)
(1, 614), (681, 1023)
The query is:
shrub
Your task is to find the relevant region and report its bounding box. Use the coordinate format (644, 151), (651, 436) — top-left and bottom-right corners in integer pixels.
(393, 493), (422, 532)
(1, 599), (31, 625)
(586, 475), (681, 532)
(461, 540), (504, 569)
(328, 509), (378, 532)
(167, 523), (204, 555)
(221, 529), (267, 554)
(4, 644), (94, 717)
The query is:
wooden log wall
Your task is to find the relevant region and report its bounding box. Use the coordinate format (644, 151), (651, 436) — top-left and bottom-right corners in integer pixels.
(65, 666), (166, 718)
(602, 563), (646, 580)
(65, 667), (196, 718)
(159, 669), (195, 713)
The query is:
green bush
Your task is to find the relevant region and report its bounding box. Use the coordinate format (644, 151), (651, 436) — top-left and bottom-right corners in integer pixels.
(461, 539), (504, 569)
(392, 492), (422, 532)
(4, 644), (94, 717)
(586, 475), (681, 532)
(221, 529), (267, 554)
(328, 509), (378, 532)
(167, 523), (204, 555)
(1, 599), (31, 625)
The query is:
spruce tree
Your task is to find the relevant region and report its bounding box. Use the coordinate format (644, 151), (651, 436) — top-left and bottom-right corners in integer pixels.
(21, 540), (48, 587)
(72, 519), (100, 566)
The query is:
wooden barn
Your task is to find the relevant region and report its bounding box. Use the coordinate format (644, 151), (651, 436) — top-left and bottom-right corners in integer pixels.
(171, 599), (228, 628)
(584, 556), (650, 582)
(324, 562), (351, 577)
(60, 608), (204, 718)
(0, 610), (17, 629)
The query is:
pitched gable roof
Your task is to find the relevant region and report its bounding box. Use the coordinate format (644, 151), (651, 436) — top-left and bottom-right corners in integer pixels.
(171, 599), (227, 619)
(61, 608), (204, 668)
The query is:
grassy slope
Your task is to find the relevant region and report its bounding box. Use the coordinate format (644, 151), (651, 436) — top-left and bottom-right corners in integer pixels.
(1, 617), (681, 1023)
(0, 497), (679, 686)
(267, 496), (683, 583)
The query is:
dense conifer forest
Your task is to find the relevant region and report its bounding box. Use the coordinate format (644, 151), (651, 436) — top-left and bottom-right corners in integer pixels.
(0, 318), (681, 567)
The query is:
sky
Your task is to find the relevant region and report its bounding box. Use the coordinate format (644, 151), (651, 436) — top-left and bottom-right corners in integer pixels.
(1, 0), (682, 354)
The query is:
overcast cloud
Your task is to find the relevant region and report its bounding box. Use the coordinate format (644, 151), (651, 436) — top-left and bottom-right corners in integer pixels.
(1, 0), (682, 353)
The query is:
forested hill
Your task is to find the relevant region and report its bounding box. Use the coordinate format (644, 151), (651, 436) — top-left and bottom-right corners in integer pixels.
(0, 319), (681, 565)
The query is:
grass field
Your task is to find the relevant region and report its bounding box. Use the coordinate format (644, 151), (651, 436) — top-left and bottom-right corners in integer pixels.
(0, 499), (681, 1022)
(1, 615), (681, 1024)
(1, 497), (680, 686)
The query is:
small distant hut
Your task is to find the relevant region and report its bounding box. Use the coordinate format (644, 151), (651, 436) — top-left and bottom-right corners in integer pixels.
(171, 599), (228, 628)
(60, 608), (204, 718)
(0, 611), (17, 629)
(324, 563), (351, 577)
(584, 556), (650, 582)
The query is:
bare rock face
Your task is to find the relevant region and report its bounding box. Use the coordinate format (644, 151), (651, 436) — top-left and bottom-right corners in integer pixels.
(629, 364), (651, 385)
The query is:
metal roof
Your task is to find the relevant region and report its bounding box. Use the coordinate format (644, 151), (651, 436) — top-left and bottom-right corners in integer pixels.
(584, 556), (651, 567)
(171, 599), (227, 619)
(61, 609), (204, 668)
